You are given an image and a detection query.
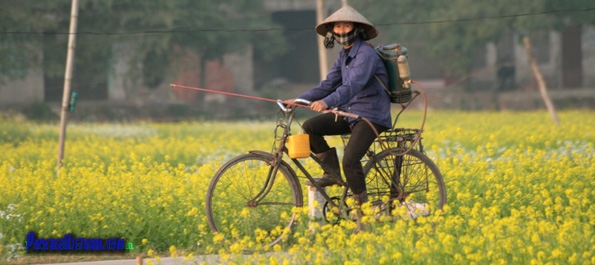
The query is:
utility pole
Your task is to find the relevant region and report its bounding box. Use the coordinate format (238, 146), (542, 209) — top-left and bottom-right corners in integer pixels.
(57, 0), (80, 172)
(316, 0), (328, 80)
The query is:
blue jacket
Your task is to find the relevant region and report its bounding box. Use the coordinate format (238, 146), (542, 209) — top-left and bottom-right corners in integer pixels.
(298, 37), (392, 128)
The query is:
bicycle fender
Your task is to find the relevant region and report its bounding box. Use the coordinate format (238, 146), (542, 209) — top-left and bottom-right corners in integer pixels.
(248, 150), (276, 159)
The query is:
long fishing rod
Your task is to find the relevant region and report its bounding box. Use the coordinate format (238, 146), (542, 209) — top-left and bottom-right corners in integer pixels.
(170, 84), (310, 108)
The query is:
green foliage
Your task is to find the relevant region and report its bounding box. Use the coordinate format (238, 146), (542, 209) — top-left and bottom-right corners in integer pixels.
(0, 0), (287, 87)
(353, 0), (595, 77)
(0, 1), (48, 82)
(21, 103), (59, 121)
(545, 0), (595, 28)
(2, 0), (594, 85)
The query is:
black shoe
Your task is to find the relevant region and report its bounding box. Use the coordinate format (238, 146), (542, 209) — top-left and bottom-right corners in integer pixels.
(307, 148), (343, 187)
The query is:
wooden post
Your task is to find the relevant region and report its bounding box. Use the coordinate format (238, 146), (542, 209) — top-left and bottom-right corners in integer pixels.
(57, 0), (80, 171)
(316, 0), (328, 80)
(308, 186), (326, 229)
(522, 35), (560, 126)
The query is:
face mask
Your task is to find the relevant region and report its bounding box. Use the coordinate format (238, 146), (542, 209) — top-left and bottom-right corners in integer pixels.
(333, 26), (360, 47)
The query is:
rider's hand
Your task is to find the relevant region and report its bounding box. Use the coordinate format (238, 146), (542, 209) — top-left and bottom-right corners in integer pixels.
(282, 99), (295, 107)
(311, 100), (328, 112)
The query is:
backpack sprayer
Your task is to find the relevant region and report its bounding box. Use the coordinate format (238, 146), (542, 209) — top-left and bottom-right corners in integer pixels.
(375, 43), (412, 104)
(373, 43), (430, 155)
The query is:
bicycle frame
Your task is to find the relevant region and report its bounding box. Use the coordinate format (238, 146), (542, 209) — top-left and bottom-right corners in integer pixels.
(256, 99), (354, 220)
(251, 89), (430, 221)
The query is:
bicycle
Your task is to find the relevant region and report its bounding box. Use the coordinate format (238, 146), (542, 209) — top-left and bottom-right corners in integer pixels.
(205, 93), (446, 247)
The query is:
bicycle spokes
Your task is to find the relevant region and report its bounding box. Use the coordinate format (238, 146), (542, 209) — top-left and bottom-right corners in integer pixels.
(363, 148), (446, 220)
(206, 154), (302, 247)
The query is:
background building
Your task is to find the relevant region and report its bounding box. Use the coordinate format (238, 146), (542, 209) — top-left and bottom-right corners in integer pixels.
(1, 0), (593, 120)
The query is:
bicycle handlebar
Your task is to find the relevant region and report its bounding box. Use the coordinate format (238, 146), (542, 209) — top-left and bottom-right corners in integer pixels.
(276, 98), (360, 120)
(276, 98), (311, 113)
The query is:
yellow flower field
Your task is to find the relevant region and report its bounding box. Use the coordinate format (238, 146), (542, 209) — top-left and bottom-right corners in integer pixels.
(1, 110), (594, 264)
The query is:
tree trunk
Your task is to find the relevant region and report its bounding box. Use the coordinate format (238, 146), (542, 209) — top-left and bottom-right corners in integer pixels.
(522, 35), (560, 126)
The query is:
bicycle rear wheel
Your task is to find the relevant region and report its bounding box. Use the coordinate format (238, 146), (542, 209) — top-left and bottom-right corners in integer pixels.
(205, 152), (302, 246)
(363, 148), (446, 219)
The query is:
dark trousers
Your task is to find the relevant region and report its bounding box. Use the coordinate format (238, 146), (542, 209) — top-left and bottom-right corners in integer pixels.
(302, 113), (389, 194)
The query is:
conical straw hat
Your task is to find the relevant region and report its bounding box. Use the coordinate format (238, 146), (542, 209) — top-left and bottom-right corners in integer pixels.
(315, 5), (378, 40)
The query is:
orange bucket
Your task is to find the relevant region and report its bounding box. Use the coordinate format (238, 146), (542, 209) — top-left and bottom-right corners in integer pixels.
(287, 134), (310, 159)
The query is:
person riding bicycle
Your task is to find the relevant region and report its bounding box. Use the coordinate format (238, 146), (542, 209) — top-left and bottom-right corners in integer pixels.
(284, 5), (391, 210)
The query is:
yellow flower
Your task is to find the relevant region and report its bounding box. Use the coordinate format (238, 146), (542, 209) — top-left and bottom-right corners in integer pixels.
(169, 245), (177, 257)
(213, 233), (224, 243)
(2, 111), (594, 263)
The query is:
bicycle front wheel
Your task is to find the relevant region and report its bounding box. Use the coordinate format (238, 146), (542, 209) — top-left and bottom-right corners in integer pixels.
(205, 152), (302, 246)
(364, 148), (446, 219)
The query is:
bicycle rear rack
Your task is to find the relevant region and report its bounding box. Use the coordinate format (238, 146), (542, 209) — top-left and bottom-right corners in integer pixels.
(341, 127), (423, 163)
(375, 128), (422, 151)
